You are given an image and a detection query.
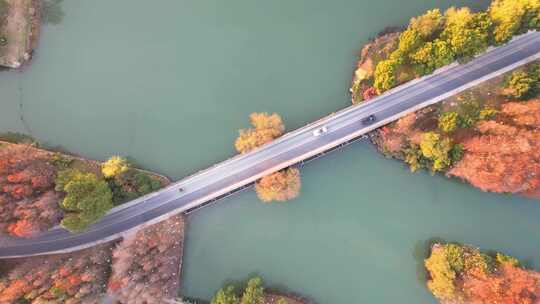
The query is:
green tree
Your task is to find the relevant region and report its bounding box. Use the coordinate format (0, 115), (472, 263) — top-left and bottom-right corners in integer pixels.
(374, 59), (398, 93)
(211, 285), (239, 304)
(55, 169), (113, 232)
(240, 277), (264, 304)
(109, 170), (163, 204)
(438, 112), (459, 133)
(411, 39), (455, 75)
(275, 299), (288, 304)
(449, 144), (464, 164)
(409, 9), (444, 38)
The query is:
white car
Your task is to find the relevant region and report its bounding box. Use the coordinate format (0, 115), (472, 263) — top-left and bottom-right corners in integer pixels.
(313, 126), (329, 136)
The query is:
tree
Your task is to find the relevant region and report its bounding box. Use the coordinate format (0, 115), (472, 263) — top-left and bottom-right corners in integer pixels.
(255, 168), (301, 203)
(425, 245), (458, 302)
(240, 277), (264, 304)
(505, 70), (537, 99)
(235, 113), (285, 154)
(442, 8), (491, 59)
(374, 59), (398, 93)
(489, 0), (540, 44)
(211, 285), (239, 304)
(55, 169), (113, 232)
(438, 112), (459, 133)
(109, 169), (163, 204)
(102, 156), (129, 179)
(409, 9), (444, 38)
(362, 87), (378, 101)
(411, 39), (455, 75)
(393, 28), (424, 64)
(0, 145), (62, 237)
(404, 145), (429, 172)
(108, 215), (185, 304)
(0, 244), (111, 304)
(419, 132), (454, 172)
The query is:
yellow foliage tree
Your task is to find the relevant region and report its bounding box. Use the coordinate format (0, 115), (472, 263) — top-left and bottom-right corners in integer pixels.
(409, 9), (444, 38)
(102, 156), (129, 179)
(234, 113), (285, 154)
(489, 0), (540, 44)
(425, 245), (459, 302)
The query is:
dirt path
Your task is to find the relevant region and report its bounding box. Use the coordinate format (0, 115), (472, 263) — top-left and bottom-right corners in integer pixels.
(0, 0), (40, 68)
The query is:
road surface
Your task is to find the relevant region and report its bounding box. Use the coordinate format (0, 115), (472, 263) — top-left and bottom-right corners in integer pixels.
(2, 31), (540, 258)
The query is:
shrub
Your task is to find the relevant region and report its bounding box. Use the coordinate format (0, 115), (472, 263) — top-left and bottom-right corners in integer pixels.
(505, 70), (537, 99)
(55, 169), (113, 232)
(449, 144), (464, 164)
(438, 112), (459, 133)
(457, 114), (476, 128)
(102, 156), (129, 179)
(478, 108), (498, 120)
(50, 152), (73, 170)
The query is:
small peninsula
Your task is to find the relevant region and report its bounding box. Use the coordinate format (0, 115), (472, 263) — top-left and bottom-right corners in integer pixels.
(425, 242), (540, 303)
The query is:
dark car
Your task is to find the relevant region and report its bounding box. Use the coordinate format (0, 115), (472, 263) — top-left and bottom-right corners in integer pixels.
(361, 115), (376, 125)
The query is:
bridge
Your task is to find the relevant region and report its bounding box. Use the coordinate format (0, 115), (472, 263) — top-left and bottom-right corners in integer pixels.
(2, 31), (540, 258)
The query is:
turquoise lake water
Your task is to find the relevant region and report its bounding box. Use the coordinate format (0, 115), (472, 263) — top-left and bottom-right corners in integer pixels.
(3, 0), (540, 303)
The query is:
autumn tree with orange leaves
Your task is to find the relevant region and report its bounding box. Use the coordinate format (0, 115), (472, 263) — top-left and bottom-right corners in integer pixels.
(108, 215), (185, 304)
(0, 244), (112, 304)
(255, 168), (301, 203)
(234, 113), (301, 203)
(0, 145), (62, 237)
